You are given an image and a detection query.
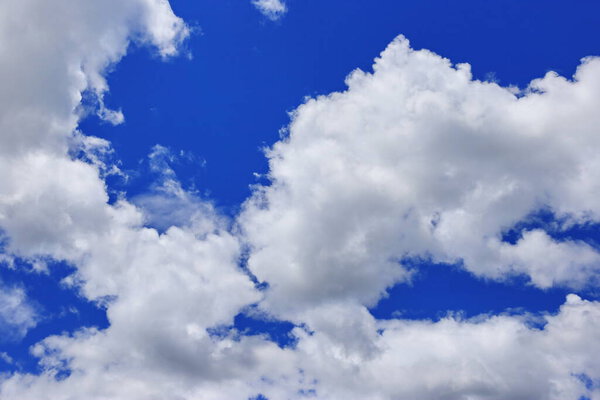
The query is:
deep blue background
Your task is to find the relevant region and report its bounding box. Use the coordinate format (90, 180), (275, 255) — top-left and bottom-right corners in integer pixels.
(3, 0), (600, 374)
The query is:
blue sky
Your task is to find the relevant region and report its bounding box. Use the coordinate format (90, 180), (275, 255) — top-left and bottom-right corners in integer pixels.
(1, 1), (600, 399)
(85, 0), (600, 208)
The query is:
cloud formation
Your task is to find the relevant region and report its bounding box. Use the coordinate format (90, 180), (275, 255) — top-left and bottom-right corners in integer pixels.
(0, 0), (599, 398)
(252, 0), (287, 20)
(0, 0), (188, 263)
(242, 36), (600, 317)
(0, 284), (37, 340)
(2, 295), (600, 399)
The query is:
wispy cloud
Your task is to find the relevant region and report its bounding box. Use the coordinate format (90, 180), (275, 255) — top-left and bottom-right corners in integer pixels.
(252, 0), (287, 20)
(0, 284), (38, 340)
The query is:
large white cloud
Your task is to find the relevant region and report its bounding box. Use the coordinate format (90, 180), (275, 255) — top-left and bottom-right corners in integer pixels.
(241, 36), (600, 316)
(284, 295), (600, 400)
(0, 0), (599, 397)
(0, 0), (263, 396)
(2, 295), (600, 400)
(0, 0), (188, 261)
(0, 4), (241, 370)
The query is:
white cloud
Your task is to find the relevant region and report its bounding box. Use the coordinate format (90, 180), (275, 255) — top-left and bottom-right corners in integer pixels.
(0, 284), (37, 340)
(0, 0), (189, 261)
(241, 36), (600, 317)
(252, 0), (287, 20)
(2, 296), (600, 400)
(131, 145), (217, 231)
(284, 296), (600, 400)
(0, 1), (267, 397)
(0, 352), (13, 365)
(0, 0), (258, 350)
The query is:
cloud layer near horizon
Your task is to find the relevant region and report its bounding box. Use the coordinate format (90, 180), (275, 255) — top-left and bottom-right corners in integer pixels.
(0, 1), (599, 399)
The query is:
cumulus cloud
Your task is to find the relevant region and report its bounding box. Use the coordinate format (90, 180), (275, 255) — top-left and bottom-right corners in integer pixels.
(0, 0), (255, 328)
(282, 296), (600, 400)
(252, 0), (287, 20)
(241, 36), (600, 316)
(0, 0), (189, 260)
(2, 296), (600, 399)
(0, 0), (271, 396)
(0, 0), (600, 397)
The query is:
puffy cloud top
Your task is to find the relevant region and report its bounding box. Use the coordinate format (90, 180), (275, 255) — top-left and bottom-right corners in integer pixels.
(241, 36), (600, 316)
